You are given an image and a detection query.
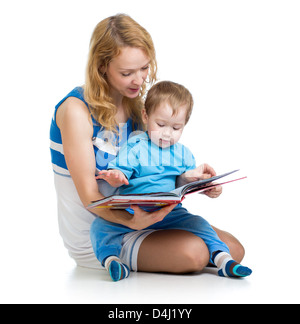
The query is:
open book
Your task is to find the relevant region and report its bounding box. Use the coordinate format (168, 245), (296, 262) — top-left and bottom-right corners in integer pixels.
(88, 170), (246, 211)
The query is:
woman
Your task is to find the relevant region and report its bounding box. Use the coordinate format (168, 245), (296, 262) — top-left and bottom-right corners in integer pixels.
(50, 14), (244, 273)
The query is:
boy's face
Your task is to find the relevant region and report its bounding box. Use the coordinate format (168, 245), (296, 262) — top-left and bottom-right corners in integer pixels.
(142, 102), (187, 148)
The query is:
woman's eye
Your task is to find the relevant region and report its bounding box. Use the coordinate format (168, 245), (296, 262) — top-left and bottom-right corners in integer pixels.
(142, 66), (149, 71)
(122, 73), (131, 77)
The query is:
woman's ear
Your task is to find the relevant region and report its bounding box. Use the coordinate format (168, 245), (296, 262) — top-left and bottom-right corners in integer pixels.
(99, 65), (107, 76)
(141, 108), (148, 124)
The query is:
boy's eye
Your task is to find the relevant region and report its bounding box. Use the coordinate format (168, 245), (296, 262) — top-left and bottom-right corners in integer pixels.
(157, 123), (164, 127)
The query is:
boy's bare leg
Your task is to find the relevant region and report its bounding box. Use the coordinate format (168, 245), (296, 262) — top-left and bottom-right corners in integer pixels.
(137, 228), (245, 273)
(137, 229), (210, 273)
(212, 226), (245, 263)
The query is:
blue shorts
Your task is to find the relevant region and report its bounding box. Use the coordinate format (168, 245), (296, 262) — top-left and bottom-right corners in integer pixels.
(90, 205), (230, 270)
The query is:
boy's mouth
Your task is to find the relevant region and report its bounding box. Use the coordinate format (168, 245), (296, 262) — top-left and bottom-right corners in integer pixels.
(159, 139), (172, 147)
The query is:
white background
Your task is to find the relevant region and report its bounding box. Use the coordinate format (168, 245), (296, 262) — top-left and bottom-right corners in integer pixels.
(0, 0), (299, 304)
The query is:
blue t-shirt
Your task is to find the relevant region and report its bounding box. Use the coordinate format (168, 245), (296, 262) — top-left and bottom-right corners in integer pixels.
(108, 132), (196, 194)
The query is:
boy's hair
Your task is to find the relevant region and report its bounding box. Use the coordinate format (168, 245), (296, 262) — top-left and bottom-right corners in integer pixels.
(145, 81), (194, 124)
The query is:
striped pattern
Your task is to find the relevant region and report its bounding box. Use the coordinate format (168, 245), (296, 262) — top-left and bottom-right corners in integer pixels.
(109, 260), (130, 282)
(212, 251), (252, 278)
(105, 256), (130, 282)
(50, 87), (135, 177)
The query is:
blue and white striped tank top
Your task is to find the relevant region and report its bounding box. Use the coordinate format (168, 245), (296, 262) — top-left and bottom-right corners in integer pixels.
(50, 87), (135, 177)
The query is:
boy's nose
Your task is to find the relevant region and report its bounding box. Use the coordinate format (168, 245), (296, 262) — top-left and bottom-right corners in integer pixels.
(162, 128), (172, 138)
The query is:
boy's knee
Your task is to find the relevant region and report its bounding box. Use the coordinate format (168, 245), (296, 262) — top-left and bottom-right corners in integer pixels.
(179, 237), (210, 273)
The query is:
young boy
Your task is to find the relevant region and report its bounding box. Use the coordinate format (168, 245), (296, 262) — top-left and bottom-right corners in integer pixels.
(91, 81), (252, 281)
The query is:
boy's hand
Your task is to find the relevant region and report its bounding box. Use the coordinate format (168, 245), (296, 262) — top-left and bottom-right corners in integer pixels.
(193, 164), (222, 198)
(178, 163), (223, 198)
(203, 185), (223, 198)
(179, 163), (216, 183)
(186, 163), (217, 181)
(96, 169), (129, 187)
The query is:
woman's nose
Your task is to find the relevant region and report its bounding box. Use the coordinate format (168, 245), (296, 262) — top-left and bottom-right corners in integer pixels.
(132, 72), (144, 86)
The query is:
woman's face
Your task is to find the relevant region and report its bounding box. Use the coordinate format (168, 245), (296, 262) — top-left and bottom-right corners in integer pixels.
(104, 47), (150, 100)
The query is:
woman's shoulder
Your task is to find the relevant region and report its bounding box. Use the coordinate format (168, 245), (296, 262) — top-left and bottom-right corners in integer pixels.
(56, 95), (92, 131)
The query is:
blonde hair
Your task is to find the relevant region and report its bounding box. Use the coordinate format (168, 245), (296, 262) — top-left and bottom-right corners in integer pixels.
(145, 81), (194, 124)
(84, 14), (157, 132)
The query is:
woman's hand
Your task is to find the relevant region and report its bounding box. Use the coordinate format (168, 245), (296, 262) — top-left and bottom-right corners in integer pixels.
(128, 204), (178, 230)
(96, 169), (129, 187)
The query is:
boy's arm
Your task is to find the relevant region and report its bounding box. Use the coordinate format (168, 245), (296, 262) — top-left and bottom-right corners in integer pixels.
(176, 145), (198, 187)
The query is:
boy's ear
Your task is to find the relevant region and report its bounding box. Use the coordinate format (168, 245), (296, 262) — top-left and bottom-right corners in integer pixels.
(141, 108), (148, 124)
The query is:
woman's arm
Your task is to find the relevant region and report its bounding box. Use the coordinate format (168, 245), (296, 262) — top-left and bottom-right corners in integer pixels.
(57, 97), (176, 229)
(57, 97), (101, 206)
